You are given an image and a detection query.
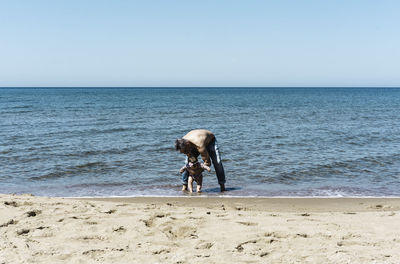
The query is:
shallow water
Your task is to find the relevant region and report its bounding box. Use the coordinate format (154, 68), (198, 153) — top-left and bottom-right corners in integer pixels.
(1, 87), (400, 197)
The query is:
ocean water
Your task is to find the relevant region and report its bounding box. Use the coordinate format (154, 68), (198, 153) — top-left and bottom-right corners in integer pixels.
(1, 87), (400, 197)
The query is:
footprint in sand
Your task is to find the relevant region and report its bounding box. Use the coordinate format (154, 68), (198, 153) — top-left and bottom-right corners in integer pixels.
(141, 216), (155, 227)
(0, 219), (17, 227)
(188, 216), (204, 220)
(3, 201), (19, 207)
(102, 209), (116, 214)
(78, 235), (106, 241)
(216, 214), (227, 217)
(26, 210), (41, 217)
(82, 249), (105, 258)
(17, 229), (30, 235)
(341, 233), (361, 240)
(195, 254), (211, 258)
(112, 226), (126, 232)
(300, 213), (311, 217)
(235, 238), (273, 257)
(155, 213), (167, 218)
(159, 222), (197, 240)
(237, 221), (258, 226)
(263, 232), (288, 239)
(195, 242), (214, 250)
(235, 240), (258, 252)
(152, 248), (170, 255)
(141, 212), (170, 227)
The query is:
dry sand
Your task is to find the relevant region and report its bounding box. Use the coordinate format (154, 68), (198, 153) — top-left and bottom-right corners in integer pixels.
(1, 194), (400, 263)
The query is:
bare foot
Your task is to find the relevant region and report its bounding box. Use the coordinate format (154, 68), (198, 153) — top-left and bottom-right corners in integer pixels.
(182, 185), (188, 191)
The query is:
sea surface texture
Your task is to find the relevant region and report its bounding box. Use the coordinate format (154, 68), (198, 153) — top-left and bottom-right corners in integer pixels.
(1, 88), (400, 197)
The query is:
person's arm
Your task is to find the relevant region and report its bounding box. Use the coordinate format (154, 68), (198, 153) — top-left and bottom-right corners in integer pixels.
(198, 146), (211, 166)
(179, 166), (186, 174)
(201, 163), (211, 172)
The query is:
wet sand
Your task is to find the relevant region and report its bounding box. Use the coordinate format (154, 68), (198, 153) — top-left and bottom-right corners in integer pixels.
(1, 194), (400, 263)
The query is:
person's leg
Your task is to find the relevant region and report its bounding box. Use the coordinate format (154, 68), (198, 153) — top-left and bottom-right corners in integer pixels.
(188, 176), (194, 193)
(182, 170), (188, 184)
(181, 156), (189, 191)
(206, 138), (226, 191)
(196, 175), (203, 193)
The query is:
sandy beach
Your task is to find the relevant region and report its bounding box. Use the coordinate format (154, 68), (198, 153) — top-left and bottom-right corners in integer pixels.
(1, 194), (400, 263)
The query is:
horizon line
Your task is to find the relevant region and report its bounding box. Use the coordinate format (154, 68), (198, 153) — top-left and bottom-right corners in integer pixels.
(1, 86), (400, 89)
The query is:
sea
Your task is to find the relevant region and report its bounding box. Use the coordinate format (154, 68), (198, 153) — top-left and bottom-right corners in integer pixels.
(1, 87), (400, 197)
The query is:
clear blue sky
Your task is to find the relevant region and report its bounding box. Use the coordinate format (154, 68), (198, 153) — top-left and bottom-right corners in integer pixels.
(1, 0), (399, 87)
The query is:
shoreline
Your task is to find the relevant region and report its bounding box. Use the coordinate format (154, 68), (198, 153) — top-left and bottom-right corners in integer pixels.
(69, 195), (400, 198)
